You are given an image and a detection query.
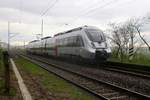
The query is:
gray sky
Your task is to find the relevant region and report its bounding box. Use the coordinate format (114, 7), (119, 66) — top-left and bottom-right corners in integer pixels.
(0, 0), (150, 45)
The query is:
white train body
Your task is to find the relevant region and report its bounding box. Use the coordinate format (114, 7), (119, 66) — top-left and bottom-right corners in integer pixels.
(27, 26), (111, 62)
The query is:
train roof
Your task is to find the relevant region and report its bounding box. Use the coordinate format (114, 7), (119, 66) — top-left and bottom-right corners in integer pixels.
(41, 36), (51, 40)
(54, 25), (88, 37)
(29, 40), (39, 43)
(28, 25), (102, 44)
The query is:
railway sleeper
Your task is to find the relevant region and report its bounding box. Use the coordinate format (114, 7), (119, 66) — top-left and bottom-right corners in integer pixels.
(87, 85), (104, 89)
(80, 83), (93, 87)
(102, 88), (114, 92)
(97, 89), (115, 94)
(102, 92), (119, 97)
(90, 87), (106, 91)
(109, 95), (128, 100)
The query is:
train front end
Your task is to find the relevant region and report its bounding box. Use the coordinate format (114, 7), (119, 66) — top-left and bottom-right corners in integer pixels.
(85, 27), (111, 62)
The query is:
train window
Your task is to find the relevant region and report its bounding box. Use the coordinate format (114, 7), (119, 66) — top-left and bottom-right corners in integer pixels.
(56, 36), (84, 47)
(56, 39), (59, 46)
(65, 36), (84, 47)
(59, 39), (62, 46)
(64, 38), (68, 46)
(85, 29), (106, 42)
(72, 37), (77, 46)
(56, 39), (63, 47)
(67, 37), (73, 46)
(61, 39), (64, 46)
(76, 36), (84, 47)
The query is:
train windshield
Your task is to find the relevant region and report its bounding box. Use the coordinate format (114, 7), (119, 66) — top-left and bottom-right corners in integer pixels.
(85, 29), (106, 42)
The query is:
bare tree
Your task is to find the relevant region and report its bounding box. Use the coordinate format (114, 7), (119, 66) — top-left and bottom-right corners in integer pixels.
(108, 19), (144, 61)
(119, 25), (130, 54)
(126, 18), (150, 52)
(108, 23), (129, 61)
(131, 19), (150, 51)
(108, 17), (150, 62)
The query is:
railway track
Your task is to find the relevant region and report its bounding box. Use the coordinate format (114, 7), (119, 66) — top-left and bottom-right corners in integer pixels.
(19, 54), (150, 100)
(101, 62), (150, 80)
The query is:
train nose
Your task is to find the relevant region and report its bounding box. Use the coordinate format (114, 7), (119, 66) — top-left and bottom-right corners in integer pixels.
(95, 50), (108, 61)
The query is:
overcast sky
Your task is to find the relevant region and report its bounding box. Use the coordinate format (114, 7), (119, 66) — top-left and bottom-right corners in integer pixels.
(0, 0), (150, 45)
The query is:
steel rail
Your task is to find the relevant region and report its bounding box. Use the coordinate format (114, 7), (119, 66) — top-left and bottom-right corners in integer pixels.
(102, 66), (150, 80)
(105, 61), (150, 75)
(20, 54), (150, 100)
(101, 62), (150, 80)
(19, 55), (108, 100)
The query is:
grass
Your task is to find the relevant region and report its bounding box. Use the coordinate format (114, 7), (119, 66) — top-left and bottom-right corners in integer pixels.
(14, 57), (96, 100)
(0, 49), (4, 95)
(108, 51), (150, 66)
(0, 49), (16, 96)
(0, 49), (4, 76)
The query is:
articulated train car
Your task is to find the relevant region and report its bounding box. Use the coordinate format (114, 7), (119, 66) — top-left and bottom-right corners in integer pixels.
(27, 25), (111, 62)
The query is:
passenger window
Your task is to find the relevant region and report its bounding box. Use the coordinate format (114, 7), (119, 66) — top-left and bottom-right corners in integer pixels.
(68, 37), (73, 46)
(76, 36), (84, 47)
(56, 39), (60, 46)
(57, 36), (84, 47)
(72, 37), (77, 46)
(64, 38), (68, 46)
(60, 38), (65, 47)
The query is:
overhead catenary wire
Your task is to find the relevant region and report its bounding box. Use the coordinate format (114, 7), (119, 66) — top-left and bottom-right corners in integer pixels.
(59, 0), (136, 31)
(59, 0), (118, 28)
(72, 0), (137, 24)
(41, 0), (59, 17)
(78, 0), (118, 19)
(51, 0), (111, 32)
(18, 0), (23, 23)
(39, 0), (59, 38)
(15, 0), (59, 43)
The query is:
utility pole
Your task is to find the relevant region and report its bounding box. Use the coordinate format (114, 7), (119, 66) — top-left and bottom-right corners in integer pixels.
(39, 0), (58, 39)
(7, 22), (19, 53)
(41, 19), (43, 38)
(24, 40), (25, 50)
(8, 21), (10, 54)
